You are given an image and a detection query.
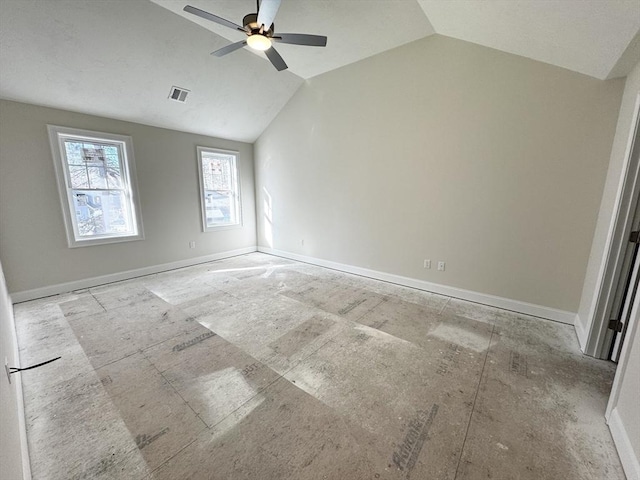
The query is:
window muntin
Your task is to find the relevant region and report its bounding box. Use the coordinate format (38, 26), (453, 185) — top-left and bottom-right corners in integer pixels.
(197, 147), (241, 230)
(48, 126), (143, 247)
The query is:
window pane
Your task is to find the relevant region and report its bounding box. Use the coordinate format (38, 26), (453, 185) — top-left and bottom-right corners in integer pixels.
(51, 126), (142, 246)
(105, 154), (121, 171)
(199, 149), (240, 230)
(81, 145), (107, 165)
(64, 141), (84, 165)
(106, 168), (123, 189)
(87, 166), (107, 189)
(205, 190), (236, 227)
(72, 189), (134, 237)
(103, 145), (118, 159)
(202, 155), (233, 191)
(68, 165), (89, 188)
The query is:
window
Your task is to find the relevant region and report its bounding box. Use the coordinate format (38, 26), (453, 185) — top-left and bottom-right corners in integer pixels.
(197, 147), (241, 231)
(48, 125), (144, 247)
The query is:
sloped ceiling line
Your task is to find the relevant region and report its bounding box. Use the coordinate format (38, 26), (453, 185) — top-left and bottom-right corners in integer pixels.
(0, 0), (638, 143)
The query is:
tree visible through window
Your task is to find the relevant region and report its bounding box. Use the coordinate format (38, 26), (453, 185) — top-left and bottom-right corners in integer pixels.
(197, 147), (241, 230)
(48, 126), (143, 247)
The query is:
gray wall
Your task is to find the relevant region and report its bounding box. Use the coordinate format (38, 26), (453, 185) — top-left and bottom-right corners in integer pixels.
(255, 35), (624, 313)
(0, 100), (257, 294)
(0, 261), (28, 479)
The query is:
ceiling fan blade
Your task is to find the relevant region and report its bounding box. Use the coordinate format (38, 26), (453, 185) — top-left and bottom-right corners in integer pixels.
(265, 46), (287, 71)
(257, 0), (281, 29)
(211, 40), (247, 57)
(183, 5), (245, 32)
(273, 33), (327, 47)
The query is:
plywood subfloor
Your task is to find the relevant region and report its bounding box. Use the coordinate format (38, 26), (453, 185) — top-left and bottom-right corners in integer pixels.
(13, 253), (624, 479)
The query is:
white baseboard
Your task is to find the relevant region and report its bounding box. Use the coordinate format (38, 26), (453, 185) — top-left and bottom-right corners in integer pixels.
(574, 313), (588, 352)
(10, 247), (257, 303)
(11, 245), (577, 325)
(258, 247), (576, 324)
(608, 408), (640, 480)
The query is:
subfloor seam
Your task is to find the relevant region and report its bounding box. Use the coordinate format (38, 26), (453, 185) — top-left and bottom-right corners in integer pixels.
(439, 297), (451, 315)
(149, 325), (342, 474)
(452, 323), (495, 480)
(89, 291), (108, 313)
(151, 362), (210, 429)
(93, 326), (201, 371)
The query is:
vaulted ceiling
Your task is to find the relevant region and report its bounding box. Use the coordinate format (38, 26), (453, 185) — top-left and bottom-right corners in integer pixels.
(1, 0), (639, 143)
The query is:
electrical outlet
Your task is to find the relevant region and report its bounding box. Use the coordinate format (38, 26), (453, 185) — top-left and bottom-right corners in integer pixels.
(189, 241), (196, 249)
(437, 261), (446, 271)
(423, 259), (431, 269)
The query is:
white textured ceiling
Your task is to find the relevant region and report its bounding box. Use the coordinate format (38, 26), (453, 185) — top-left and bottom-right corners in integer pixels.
(0, 0), (639, 143)
(0, 0), (303, 143)
(418, 0), (640, 80)
(151, 0), (435, 79)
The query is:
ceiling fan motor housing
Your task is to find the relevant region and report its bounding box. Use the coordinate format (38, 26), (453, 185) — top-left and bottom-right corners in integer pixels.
(243, 13), (274, 36)
(182, 4), (327, 71)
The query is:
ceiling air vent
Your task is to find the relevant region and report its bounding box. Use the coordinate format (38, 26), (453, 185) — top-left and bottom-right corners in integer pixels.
(168, 86), (190, 103)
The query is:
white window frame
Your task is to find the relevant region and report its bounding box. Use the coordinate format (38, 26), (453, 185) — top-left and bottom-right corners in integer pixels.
(47, 125), (144, 248)
(196, 147), (242, 232)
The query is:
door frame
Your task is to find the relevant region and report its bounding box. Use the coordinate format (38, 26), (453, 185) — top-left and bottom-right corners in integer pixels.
(584, 92), (640, 358)
(605, 279), (640, 478)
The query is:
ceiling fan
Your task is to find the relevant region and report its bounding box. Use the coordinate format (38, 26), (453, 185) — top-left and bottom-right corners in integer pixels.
(183, 0), (327, 71)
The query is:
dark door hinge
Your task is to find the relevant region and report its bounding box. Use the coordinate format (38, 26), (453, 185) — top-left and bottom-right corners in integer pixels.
(608, 319), (623, 332)
(631, 230), (640, 244)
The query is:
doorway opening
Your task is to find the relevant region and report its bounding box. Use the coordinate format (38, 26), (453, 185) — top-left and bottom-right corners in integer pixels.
(588, 93), (640, 361)
(607, 204), (640, 362)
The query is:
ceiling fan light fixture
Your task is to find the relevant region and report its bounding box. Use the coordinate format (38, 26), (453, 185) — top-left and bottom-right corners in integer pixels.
(247, 34), (272, 51)
(183, 2), (327, 71)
